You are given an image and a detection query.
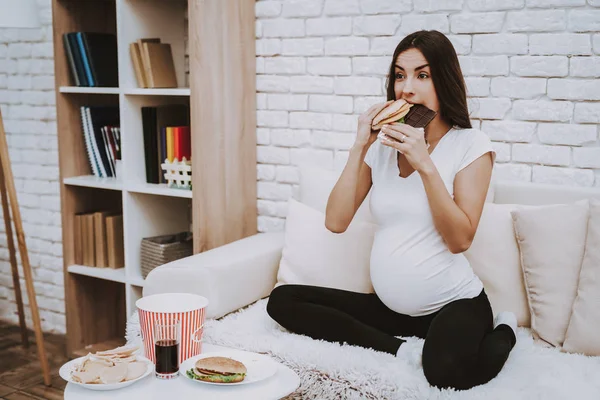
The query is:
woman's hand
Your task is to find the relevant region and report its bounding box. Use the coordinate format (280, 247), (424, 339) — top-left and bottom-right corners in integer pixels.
(354, 100), (394, 148)
(379, 123), (434, 173)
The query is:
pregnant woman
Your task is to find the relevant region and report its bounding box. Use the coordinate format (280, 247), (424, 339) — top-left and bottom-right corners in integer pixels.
(266, 30), (517, 391)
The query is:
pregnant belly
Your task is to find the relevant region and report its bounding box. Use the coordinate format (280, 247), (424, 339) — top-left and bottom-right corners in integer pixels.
(370, 264), (444, 316)
(369, 245), (459, 316)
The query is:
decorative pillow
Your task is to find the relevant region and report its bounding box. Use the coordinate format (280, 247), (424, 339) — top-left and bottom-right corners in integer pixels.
(276, 198), (376, 293)
(300, 166), (373, 223)
(563, 199), (600, 355)
(464, 203), (530, 327)
(511, 200), (589, 347)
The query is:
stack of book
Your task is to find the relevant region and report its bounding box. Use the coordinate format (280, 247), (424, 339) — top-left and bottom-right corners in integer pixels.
(130, 38), (178, 88)
(63, 32), (118, 87)
(80, 106), (121, 178)
(74, 212), (124, 269)
(141, 104), (191, 184)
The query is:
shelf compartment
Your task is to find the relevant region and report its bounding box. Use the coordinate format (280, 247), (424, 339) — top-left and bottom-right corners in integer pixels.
(53, 0), (117, 89)
(119, 95), (190, 184)
(65, 275), (126, 357)
(59, 86), (120, 94)
(63, 175), (123, 191)
(126, 183), (192, 198)
(123, 88), (190, 96)
(123, 192), (191, 281)
(119, 0), (188, 91)
(68, 265), (126, 283)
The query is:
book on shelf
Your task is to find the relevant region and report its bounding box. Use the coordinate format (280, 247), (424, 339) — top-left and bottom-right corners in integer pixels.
(73, 213), (84, 265)
(130, 38), (178, 88)
(80, 106), (121, 178)
(141, 104), (190, 184)
(63, 32), (118, 87)
(74, 211), (124, 269)
(106, 215), (125, 269)
(94, 211), (111, 268)
(81, 213), (95, 266)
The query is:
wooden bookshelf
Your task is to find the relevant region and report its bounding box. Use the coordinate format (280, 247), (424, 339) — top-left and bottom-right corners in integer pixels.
(52, 0), (257, 357)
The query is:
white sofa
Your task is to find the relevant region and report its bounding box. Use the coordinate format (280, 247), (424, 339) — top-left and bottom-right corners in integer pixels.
(142, 169), (600, 398)
(144, 171), (600, 321)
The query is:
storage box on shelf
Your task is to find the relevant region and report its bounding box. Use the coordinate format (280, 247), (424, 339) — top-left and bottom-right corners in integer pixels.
(53, 0), (257, 357)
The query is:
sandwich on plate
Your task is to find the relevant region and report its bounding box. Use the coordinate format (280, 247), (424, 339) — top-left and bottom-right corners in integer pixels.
(186, 356), (248, 383)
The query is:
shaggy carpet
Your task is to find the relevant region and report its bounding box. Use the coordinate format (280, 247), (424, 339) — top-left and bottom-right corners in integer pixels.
(126, 299), (600, 399)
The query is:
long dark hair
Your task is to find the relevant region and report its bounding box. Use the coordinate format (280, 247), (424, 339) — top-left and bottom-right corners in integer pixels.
(386, 30), (472, 129)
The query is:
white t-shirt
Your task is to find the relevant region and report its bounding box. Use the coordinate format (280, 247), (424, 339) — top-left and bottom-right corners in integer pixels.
(364, 126), (496, 316)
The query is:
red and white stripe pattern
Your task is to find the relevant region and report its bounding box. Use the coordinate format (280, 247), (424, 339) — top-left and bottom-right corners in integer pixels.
(138, 307), (206, 363)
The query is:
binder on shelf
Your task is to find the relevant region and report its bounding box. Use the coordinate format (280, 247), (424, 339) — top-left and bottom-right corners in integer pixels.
(82, 33), (119, 88)
(73, 214), (83, 265)
(137, 38), (160, 77)
(76, 32), (95, 87)
(173, 127), (180, 161)
(174, 126), (191, 161)
(130, 43), (147, 88)
(63, 34), (80, 87)
(106, 215), (125, 269)
(142, 107), (158, 183)
(110, 127), (121, 160)
(166, 127), (174, 163)
(81, 213), (96, 267)
(80, 106), (100, 177)
(160, 127), (167, 181)
(62, 32), (118, 87)
(141, 42), (178, 88)
(93, 211), (111, 268)
(80, 106), (120, 178)
(101, 126), (118, 177)
(64, 33), (88, 87)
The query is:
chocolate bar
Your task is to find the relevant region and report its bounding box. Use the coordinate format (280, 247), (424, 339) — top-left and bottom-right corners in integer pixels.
(404, 104), (437, 128)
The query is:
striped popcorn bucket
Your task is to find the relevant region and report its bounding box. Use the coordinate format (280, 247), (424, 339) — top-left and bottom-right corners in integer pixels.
(136, 293), (209, 364)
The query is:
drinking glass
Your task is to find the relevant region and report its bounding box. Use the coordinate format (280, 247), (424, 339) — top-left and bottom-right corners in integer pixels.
(154, 320), (181, 379)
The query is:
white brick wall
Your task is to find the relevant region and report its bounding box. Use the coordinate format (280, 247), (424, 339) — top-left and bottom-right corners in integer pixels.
(256, 0), (600, 237)
(0, 0), (63, 333)
(1, 0), (599, 333)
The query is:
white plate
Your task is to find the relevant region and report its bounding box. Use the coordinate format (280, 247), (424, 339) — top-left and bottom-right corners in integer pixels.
(59, 354), (154, 391)
(181, 349), (279, 386)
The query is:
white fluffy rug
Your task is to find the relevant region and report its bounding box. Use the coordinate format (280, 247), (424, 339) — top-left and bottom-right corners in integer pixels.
(127, 299), (600, 399)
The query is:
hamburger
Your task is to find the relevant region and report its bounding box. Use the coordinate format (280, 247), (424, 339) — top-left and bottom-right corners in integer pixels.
(186, 356), (247, 383)
(372, 99), (413, 131)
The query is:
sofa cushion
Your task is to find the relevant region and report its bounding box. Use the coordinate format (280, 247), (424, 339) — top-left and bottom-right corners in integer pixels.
(276, 198), (376, 293)
(563, 199), (600, 356)
(493, 180), (600, 206)
(511, 200), (589, 348)
(299, 166), (373, 223)
(299, 165), (495, 224)
(464, 203), (530, 327)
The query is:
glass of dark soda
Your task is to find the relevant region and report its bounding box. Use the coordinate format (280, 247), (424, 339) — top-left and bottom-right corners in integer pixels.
(154, 320), (181, 379)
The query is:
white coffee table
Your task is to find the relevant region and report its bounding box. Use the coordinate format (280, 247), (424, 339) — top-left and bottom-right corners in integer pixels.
(64, 344), (300, 400)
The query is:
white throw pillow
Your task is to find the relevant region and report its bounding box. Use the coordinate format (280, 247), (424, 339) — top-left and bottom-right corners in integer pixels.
(563, 199), (600, 356)
(276, 198), (376, 293)
(464, 203), (530, 327)
(300, 166), (373, 223)
(511, 200), (589, 348)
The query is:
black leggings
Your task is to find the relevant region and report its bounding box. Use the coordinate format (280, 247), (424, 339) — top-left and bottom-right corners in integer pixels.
(266, 284), (516, 391)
